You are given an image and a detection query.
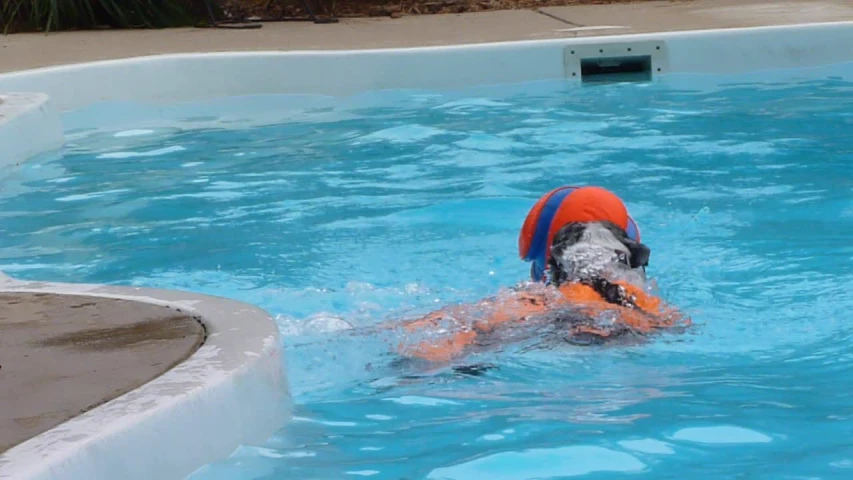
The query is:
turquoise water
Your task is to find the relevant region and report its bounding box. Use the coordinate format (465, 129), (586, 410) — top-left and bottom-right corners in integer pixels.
(1, 65), (852, 479)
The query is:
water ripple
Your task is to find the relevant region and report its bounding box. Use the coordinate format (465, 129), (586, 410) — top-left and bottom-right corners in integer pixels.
(1, 68), (852, 480)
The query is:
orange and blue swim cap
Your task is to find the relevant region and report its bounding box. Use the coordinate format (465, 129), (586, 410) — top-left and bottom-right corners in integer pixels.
(518, 185), (641, 282)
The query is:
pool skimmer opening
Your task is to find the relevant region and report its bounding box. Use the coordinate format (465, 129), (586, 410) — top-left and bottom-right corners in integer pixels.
(564, 41), (668, 84)
(581, 55), (652, 82)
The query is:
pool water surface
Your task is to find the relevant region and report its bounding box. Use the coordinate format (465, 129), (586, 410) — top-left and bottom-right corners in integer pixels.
(1, 65), (852, 479)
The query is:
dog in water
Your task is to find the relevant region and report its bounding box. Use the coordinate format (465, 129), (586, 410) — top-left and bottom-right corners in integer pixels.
(394, 186), (689, 363)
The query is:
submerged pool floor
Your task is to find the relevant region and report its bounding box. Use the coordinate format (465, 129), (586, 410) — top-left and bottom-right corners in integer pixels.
(1, 64), (852, 478)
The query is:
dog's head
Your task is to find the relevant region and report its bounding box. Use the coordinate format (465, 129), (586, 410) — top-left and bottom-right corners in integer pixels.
(547, 221), (650, 288)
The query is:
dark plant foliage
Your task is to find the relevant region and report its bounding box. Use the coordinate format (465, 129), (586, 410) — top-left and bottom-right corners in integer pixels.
(1, 0), (215, 33)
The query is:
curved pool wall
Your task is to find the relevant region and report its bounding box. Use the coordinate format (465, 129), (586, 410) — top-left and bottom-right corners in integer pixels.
(0, 22), (852, 114)
(0, 274), (289, 480)
(0, 20), (851, 480)
(0, 93), (64, 171)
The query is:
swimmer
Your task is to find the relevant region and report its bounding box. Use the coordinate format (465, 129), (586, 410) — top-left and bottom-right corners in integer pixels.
(395, 185), (690, 363)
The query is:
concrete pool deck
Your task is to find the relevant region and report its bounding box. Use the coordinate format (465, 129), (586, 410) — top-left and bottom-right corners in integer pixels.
(0, 293), (205, 453)
(1, 0), (852, 73)
(0, 276), (287, 480)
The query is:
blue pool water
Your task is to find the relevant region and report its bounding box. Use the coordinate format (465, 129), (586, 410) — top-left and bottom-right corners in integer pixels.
(1, 65), (852, 479)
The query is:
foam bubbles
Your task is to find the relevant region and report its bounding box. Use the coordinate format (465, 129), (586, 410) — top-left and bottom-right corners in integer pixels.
(304, 313), (355, 333)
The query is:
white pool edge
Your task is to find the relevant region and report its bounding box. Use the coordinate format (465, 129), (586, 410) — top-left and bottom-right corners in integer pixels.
(1, 22), (852, 111)
(0, 274), (291, 480)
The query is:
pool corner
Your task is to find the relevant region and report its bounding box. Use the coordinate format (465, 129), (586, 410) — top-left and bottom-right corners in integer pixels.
(0, 273), (291, 480)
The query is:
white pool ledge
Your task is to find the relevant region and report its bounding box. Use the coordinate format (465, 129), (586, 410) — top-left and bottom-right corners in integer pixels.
(0, 274), (290, 480)
(0, 22), (851, 114)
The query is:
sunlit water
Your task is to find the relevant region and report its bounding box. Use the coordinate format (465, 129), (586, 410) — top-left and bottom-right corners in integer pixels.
(1, 64), (852, 479)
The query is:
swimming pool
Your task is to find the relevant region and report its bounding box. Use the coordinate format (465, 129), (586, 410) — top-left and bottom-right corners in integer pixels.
(1, 60), (852, 478)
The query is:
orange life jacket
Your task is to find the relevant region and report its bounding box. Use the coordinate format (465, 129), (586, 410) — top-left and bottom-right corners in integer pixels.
(398, 281), (687, 362)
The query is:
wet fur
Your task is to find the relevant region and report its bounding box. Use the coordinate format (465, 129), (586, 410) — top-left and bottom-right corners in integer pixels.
(548, 221), (650, 288)
(473, 221), (655, 351)
(394, 221), (659, 372)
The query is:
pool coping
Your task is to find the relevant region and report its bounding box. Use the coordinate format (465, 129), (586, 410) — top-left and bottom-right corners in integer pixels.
(0, 291), (206, 454)
(0, 273), (291, 480)
(2, 0), (852, 74)
(1, 22), (852, 113)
